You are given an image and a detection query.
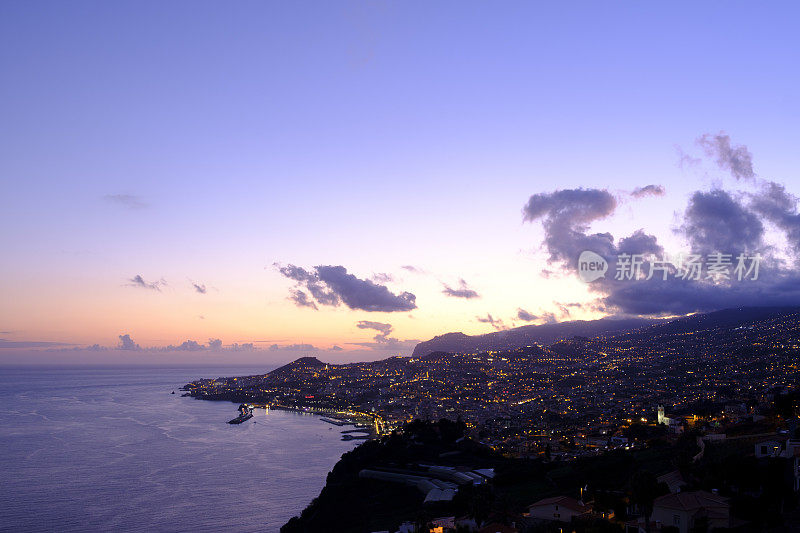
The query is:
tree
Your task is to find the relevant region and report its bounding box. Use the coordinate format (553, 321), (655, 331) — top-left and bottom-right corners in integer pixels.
(629, 470), (660, 533)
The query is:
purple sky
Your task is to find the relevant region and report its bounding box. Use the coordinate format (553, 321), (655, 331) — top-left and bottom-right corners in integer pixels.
(1, 2), (799, 364)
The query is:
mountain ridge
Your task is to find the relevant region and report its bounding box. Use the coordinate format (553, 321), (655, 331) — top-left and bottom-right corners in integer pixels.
(411, 316), (658, 357)
(410, 306), (800, 358)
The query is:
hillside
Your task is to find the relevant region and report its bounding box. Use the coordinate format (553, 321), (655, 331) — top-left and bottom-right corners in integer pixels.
(411, 316), (657, 357)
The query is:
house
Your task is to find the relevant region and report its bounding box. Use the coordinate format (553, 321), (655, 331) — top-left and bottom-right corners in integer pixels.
(588, 436), (609, 448)
(527, 495), (591, 523)
(477, 523), (518, 533)
(722, 402), (747, 422)
(650, 490), (730, 533)
(454, 516), (478, 531)
(657, 405), (684, 433)
(754, 437), (799, 459)
(625, 517), (664, 533)
(754, 436), (800, 491)
(428, 516), (454, 533)
(657, 470), (687, 494)
(657, 405), (671, 425)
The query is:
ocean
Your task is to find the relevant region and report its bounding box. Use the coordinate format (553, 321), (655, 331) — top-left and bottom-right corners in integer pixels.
(0, 366), (359, 532)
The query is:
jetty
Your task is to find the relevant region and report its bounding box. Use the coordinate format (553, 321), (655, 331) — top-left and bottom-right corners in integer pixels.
(320, 417), (352, 426)
(228, 404), (254, 424)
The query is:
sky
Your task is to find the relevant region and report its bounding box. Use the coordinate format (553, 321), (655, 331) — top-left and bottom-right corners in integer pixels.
(1, 1), (799, 364)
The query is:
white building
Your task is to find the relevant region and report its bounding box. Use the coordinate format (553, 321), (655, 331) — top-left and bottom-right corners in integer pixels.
(755, 437), (800, 492)
(650, 491), (730, 533)
(657, 405), (671, 425)
(657, 405), (684, 433)
(527, 495), (590, 523)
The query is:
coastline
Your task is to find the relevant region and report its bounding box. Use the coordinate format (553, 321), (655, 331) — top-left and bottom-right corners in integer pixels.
(181, 380), (382, 436)
(187, 395), (379, 438)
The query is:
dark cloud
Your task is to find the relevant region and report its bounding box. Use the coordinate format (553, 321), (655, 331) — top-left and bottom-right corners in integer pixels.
(307, 283), (340, 306)
(697, 132), (755, 180)
(118, 334), (141, 351)
(521, 134), (800, 316)
(356, 320), (393, 340)
(192, 282), (207, 294)
(539, 312), (558, 324)
(229, 343), (256, 351)
(352, 320), (418, 350)
(269, 343), (317, 351)
(371, 273), (395, 283)
(277, 264), (315, 283)
(401, 265), (424, 273)
(348, 337), (419, 350)
(602, 268), (800, 315)
(523, 188), (618, 264)
(751, 181), (800, 258)
(288, 289), (318, 310)
(555, 302), (572, 318)
(442, 278), (480, 299)
(631, 185), (665, 198)
(128, 275), (165, 291)
(169, 340), (205, 351)
(104, 194), (147, 209)
(277, 264), (417, 312)
(522, 187), (660, 266)
(276, 264), (339, 306)
(476, 313), (507, 331)
(679, 190), (763, 255)
(516, 308), (538, 322)
(317, 266), (416, 311)
(617, 230), (663, 257)
(521, 189), (666, 314)
(329, 345), (344, 351)
(355, 320), (410, 348)
(47, 338), (309, 353)
(676, 146), (702, 169)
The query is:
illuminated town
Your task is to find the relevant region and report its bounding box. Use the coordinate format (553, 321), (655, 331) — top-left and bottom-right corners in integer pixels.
(185, 307), (800, 532)
(4, 3), (800, 532)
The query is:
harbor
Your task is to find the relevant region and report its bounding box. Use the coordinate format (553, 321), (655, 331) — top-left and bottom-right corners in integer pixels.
(318, 417), (373, 440)
(223, 404), (375, 440)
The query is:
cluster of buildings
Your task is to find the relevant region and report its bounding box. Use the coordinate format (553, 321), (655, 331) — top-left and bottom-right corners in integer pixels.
(184, 311), (799, 458)
(183, 312), (800, 531)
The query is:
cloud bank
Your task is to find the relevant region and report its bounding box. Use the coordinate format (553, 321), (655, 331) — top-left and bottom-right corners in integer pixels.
(476, 313), (507, 331)
(442, 278), (480, 299)
(128, 275), (166, 292)
(192, 282), (207, 294)
(522, 132), (800, 316)
(277, 264), (417, 312)
(631, 185), (665, 198)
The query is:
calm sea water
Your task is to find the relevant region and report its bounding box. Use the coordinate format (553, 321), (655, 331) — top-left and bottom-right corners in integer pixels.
(0, 366), (359, 532)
